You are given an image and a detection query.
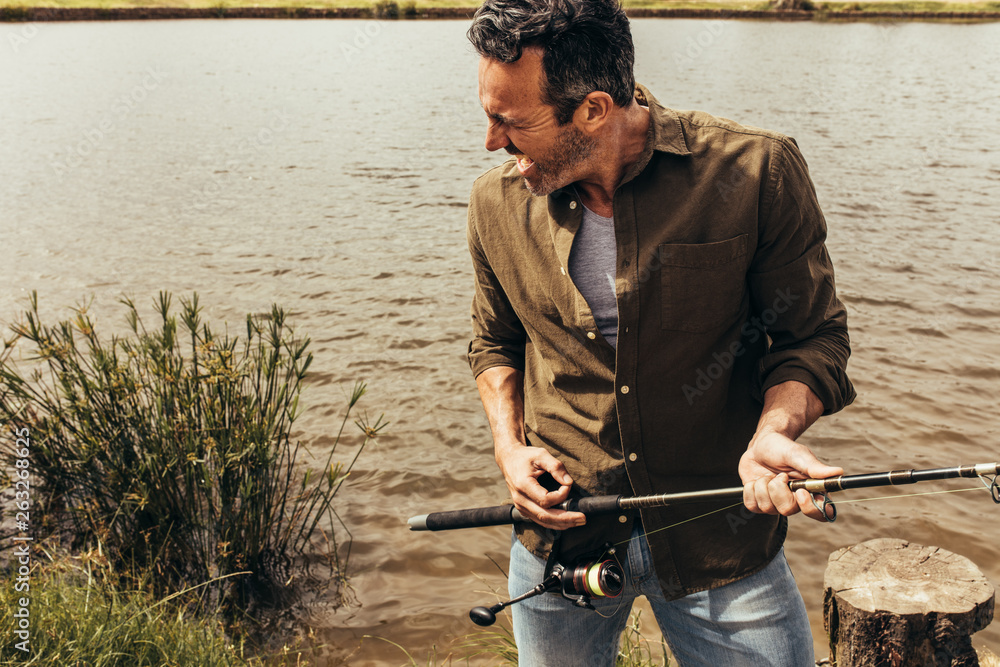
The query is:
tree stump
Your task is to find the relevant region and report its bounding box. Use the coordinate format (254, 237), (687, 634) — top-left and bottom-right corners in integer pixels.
(824, 538), (994, 666)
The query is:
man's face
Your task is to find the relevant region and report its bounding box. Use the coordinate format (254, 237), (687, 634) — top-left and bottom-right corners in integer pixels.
(478, 49), (593, 196)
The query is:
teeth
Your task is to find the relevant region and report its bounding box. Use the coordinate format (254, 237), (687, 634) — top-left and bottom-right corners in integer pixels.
(515, 154), (534, 174)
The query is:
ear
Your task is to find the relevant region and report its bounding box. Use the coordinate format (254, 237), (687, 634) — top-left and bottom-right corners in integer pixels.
(572, 91), (615, 132)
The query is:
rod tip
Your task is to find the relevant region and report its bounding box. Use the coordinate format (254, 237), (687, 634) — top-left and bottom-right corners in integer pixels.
(407, 514), (429, 531)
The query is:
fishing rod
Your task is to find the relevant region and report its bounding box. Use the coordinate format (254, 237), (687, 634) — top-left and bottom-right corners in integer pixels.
(408, 462), (1000, 532)
(409, 461), (999, 627)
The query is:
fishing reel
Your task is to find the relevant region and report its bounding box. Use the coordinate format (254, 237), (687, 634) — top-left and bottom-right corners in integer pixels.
(469, 550), (624, 626)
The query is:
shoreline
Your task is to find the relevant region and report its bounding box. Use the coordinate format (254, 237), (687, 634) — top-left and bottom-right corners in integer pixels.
(3, 5), (1000, 21)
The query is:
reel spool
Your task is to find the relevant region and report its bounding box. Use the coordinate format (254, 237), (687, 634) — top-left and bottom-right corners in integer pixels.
(568, 559), (624, 599)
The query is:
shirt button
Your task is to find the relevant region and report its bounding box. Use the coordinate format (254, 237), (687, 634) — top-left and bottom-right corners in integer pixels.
(586, 331), (596, 340)
(620, 385), (630, 394)
(628, 453), (637, 462)
(618, 515), (628, 523)
(569, 201), (578, 210)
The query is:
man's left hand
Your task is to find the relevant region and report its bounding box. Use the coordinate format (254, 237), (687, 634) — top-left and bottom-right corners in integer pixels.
(740, 429), (842, 521)
(740, 381), (842, 522)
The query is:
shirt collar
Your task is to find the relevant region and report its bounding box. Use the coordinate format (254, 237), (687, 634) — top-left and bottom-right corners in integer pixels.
(636, 83), (691, 157)
(619, 84), (691, 186)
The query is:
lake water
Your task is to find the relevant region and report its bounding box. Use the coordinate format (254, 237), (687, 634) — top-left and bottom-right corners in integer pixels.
(2, 17), (999, 665)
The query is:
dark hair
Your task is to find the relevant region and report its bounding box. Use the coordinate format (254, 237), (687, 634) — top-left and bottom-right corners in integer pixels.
(468, 0), (635, 125)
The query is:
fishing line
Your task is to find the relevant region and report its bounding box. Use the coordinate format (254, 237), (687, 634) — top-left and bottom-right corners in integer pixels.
(831, 485), (990, 505)
(610, 501), (744, 550)
(423, 465), (1000, 626)
(591, 547), (628, 620)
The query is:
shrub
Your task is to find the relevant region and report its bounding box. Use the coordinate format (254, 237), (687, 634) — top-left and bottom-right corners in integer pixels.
(373, 0), (400, 18)
(0, 6), (30, 21)
(0, 292), (384, 610)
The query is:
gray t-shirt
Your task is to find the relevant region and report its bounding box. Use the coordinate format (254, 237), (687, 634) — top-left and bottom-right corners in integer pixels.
(568, 204), (619, 349)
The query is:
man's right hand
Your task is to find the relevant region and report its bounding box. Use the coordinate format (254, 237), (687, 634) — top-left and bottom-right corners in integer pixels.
(476, 366), (585, 531)
(496, 442), (587, 531)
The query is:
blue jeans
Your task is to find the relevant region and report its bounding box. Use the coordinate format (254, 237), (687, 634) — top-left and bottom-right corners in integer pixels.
(508, 524), (814, 667)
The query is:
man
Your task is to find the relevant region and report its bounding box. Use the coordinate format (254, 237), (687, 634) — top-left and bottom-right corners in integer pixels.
(465, 0), (855, 664)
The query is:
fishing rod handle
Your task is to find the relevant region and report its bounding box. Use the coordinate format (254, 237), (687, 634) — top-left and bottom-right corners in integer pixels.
(407, 495), (623, 531)
(408, 504), (524, 531)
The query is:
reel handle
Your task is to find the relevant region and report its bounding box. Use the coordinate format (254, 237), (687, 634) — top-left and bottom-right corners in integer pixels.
(467, 558), (625, 626)
(468, 573), (560, 626)
(469, 604), (503, 627)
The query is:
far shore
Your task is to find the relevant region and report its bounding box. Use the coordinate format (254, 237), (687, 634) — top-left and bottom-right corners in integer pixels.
(3, 0), (1000, 22)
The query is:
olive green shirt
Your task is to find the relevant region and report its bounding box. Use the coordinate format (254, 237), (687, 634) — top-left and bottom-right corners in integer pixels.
(467, 85), (855, 597)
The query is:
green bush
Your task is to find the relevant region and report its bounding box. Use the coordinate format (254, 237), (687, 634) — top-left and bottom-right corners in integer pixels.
(373, 0), (400, 18)
(0, 292), (384, 610)
(0, 6), (30, 21)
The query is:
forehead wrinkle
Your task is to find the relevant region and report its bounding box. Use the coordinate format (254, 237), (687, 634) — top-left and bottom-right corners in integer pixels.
(479, 96), (520, 127)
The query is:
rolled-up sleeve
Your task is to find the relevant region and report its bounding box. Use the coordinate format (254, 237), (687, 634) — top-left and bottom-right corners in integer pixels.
(467, 192), (527, 378)
(748, 136), (856, 414)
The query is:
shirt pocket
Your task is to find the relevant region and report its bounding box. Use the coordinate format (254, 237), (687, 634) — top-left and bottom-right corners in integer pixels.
(658, 235), (748, 333)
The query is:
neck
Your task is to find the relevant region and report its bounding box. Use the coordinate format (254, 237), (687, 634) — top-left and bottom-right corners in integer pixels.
(573, 100), (650, 217)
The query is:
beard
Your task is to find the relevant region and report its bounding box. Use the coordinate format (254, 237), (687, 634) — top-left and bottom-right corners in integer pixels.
(522, 124), (595, 197)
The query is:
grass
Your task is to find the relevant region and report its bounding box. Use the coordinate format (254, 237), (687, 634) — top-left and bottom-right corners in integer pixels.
(980, 648), (1000, 667)
(0, 0), (475, 9)
(368, 609), (672, 666)
(1, 0), (997, 11)
(815, 0), (1000, 11)
(0, 292), (384, 613)
(0, 543), (316, 666)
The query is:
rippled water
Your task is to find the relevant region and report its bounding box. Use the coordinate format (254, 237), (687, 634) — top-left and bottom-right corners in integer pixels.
(2, 18), (999, 664)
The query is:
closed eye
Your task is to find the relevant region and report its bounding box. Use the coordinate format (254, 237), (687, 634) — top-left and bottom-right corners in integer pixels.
(484, 108), (520, 130)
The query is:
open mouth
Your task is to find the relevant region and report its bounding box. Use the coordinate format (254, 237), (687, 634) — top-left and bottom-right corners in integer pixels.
(515, 154), (535, 175)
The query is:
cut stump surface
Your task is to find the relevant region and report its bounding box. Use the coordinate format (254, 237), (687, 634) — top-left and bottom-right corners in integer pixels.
(824, 538), (994, 666)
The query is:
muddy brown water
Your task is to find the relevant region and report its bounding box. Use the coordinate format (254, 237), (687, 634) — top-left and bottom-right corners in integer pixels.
(2, 17), (999, 665)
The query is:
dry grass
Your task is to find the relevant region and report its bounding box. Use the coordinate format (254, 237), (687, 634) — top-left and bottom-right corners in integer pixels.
(1, 0), (998, 10)
(979, 647), (1000, 667)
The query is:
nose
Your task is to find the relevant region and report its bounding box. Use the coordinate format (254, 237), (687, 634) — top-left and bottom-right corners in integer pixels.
(484, 118), (508, 153)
